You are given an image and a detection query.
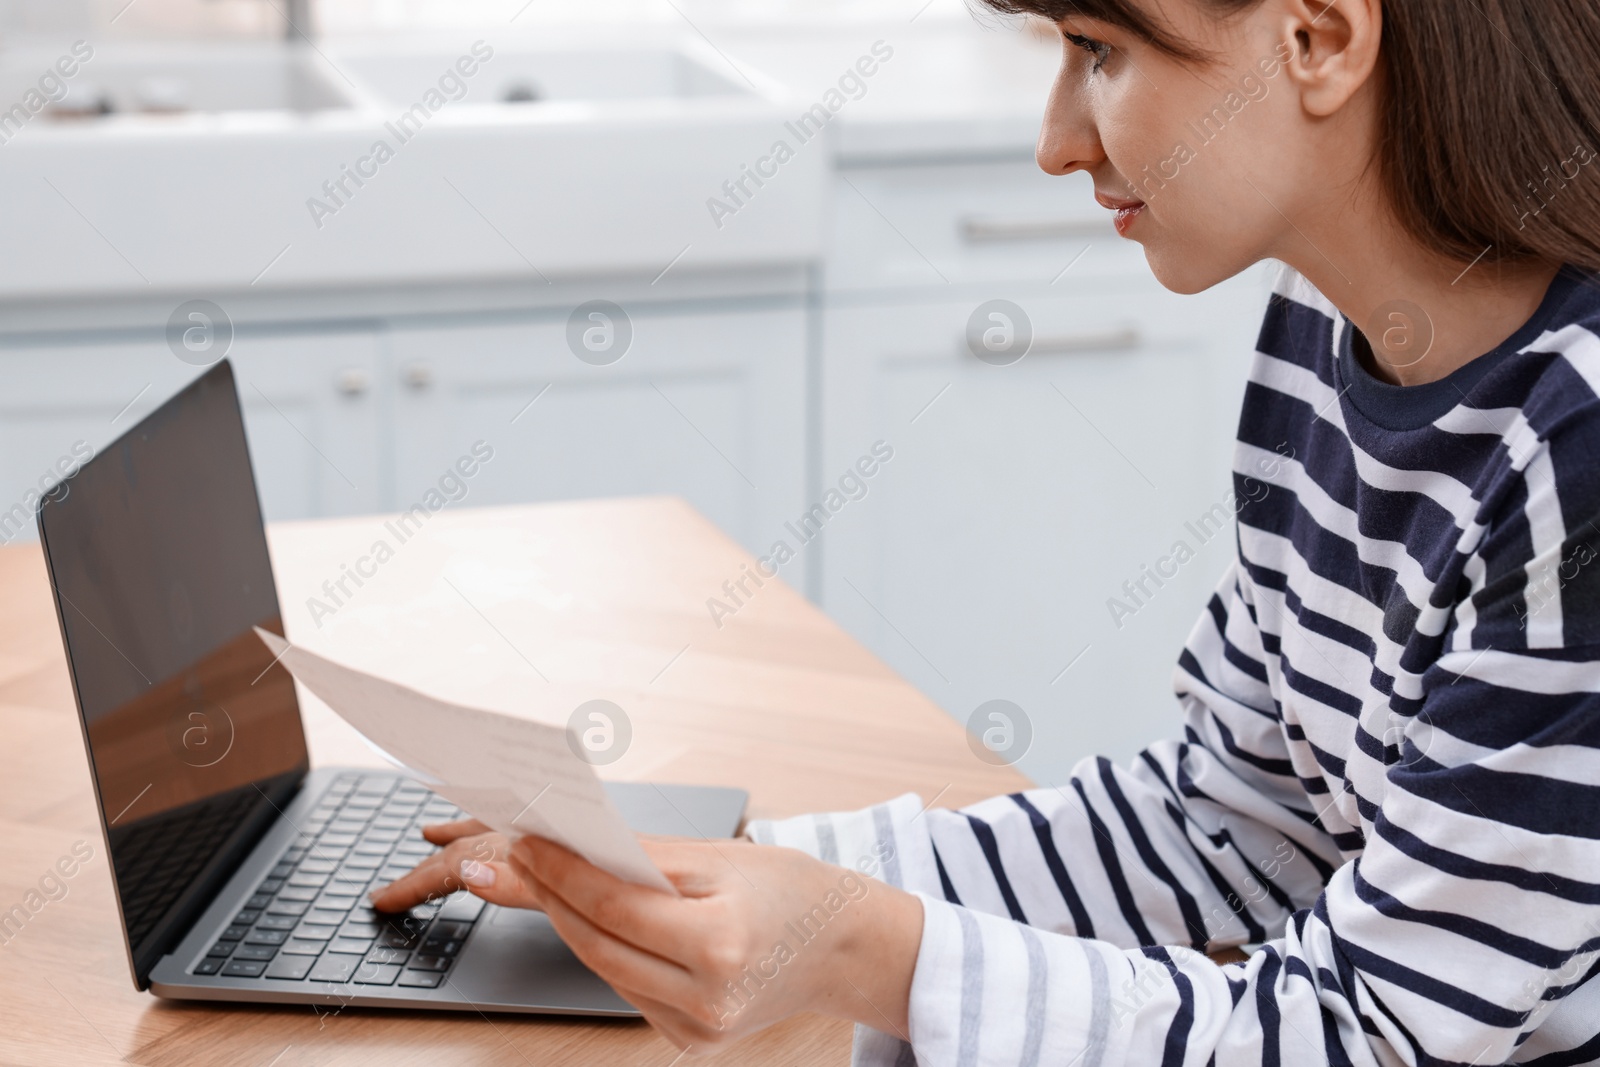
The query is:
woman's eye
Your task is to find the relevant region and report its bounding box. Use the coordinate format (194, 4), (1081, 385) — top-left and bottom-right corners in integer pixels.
(1063, 32), (1112, 72)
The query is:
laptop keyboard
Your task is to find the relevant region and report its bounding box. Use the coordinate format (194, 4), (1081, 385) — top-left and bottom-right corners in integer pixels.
(191, 773), (485, 989)
(117, 788), (262, 949)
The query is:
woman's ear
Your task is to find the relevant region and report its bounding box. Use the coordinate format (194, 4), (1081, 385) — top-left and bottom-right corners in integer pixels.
(1280, 0), (1383, 118)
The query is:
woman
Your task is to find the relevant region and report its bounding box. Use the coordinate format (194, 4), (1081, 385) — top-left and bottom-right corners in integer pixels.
(373, 0), (1600, 1062)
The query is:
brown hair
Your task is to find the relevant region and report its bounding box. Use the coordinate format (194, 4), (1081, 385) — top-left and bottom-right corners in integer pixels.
(982, 0), (1600, 273)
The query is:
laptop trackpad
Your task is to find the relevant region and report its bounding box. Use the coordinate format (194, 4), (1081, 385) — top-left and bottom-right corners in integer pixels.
(448, 906), (638, 1015)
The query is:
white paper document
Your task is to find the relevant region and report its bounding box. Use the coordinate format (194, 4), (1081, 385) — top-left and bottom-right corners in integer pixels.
(254, 628), (674, 894)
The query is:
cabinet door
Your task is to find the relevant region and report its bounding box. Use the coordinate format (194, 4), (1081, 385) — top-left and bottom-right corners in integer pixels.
(385, 304), (807, 586)
(817, 274), (1265, 781)
(0, 328), (381, 540)
(228, 329), (384, 521)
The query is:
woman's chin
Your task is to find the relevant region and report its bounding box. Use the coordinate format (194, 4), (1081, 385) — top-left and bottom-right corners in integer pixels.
(1144, 242), (1252, 296)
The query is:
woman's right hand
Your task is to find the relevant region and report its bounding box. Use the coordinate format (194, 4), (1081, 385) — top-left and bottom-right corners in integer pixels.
(367, 818), (545, 914)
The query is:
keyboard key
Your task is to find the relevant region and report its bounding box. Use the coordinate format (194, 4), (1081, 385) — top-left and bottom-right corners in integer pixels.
(394, 841), (434, 857)
(308, 955), (358, 983)
(282, 847), (307, 864)
(256, 914), (298, 931)
(270, 862), (296, 879)
(245, 928), (289, 946)
(430, 921), (472, 941)
(276, 886), (318, 902)
(245, 893), (273, 910)
(436, 894), (485, 923)
(362, 829), (402, 843)
(233, 943), (278, 961)
(365, 946), (410, 966)
(392, 913), (433, 938)
(292, 923), (338, 941)
(193, 957), (225, 976)
(378, 866), (413, 882)
(339, 920), (382, 939)
(221, 959), (269, 978)
(280, 939), (326, 956)
(376, 927), (420, 949)
(420, 938), (463, 956)
(319, 833), (358, 847)
(407, 953), (450, 972)
(397, 970), (443, 988)
(309, 904), (353, 921)
(233, 910), (261, 926)
(219, 925), (249, 941)
(266, 900), (310, 917)
(328, 937), (374, 954)
(298, 859), (338, 875)
(343, 854), (384, 870)
(265, 955), (315, 980)
(321, 880), (367, 899)
(256, 879), (285, 895)
(207, 941), (235, 958)
(353, 963), (402, 986)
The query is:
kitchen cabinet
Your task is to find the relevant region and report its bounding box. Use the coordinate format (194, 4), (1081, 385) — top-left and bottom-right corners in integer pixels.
(0, 326), (382, 540)
(381, 301), (809, 587)
(816, 157), (1270, 779)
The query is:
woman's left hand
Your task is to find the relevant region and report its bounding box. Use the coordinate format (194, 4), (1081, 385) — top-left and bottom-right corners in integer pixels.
(507, 835), (923, 1054)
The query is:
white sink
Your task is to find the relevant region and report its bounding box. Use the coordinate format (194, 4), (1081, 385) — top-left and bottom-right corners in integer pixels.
(0, 43), (361, 116)
(334, 45), (750, 106)
(0, 35), (823, 297)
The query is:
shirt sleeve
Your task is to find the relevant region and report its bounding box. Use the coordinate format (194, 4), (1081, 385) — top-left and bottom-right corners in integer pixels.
(751, 545), (1600, 1065)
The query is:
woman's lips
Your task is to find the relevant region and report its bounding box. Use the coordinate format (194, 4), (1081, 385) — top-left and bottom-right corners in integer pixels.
(1112, 203), (1146, 237)
(1094, 191), (1147, 237)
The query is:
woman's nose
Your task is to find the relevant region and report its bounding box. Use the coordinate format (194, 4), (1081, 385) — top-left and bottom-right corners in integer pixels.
(1035, 68), (1102, 177)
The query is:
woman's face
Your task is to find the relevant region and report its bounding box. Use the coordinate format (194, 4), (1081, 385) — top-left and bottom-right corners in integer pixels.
(1038, 3), (1337, 294)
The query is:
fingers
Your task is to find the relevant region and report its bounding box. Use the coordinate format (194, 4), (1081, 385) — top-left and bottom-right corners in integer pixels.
(370, 832), (544, 914)
(510, 837), (709, 966)
(422, 818), (491, 845)
(532, 871), (700, 1008)
(369, 848), (466, 912)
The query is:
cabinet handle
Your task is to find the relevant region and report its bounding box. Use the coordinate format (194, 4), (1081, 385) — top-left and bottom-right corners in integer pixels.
(336, 367), (370, 396)
(402, 362), (433, 390)
(966, 327), (1142, 359)
(1032, 327), (1142, 355)
(959, 215), (1108, 242)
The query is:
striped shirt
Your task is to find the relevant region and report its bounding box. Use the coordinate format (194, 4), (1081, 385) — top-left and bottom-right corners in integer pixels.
(748, 264), (1600, 1066)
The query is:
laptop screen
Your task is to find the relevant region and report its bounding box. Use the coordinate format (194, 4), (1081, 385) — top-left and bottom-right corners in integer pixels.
(37, 360), (308, 987)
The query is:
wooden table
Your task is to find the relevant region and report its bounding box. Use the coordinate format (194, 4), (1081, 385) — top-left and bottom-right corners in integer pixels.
(0, 497), (1028, 1066)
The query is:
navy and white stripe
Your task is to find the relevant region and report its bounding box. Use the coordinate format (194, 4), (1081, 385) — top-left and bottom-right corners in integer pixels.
(750, 264), (1600, 1066)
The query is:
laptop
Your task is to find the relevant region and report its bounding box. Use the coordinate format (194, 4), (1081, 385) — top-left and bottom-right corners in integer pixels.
(36, 359), (747, 1013)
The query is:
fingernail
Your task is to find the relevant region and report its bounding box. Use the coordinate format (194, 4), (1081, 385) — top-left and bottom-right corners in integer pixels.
(460, 859), (496, 888)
